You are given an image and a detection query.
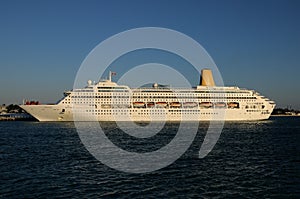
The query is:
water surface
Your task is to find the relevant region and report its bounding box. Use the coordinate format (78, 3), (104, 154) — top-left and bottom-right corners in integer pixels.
(0, 117), (299, 198)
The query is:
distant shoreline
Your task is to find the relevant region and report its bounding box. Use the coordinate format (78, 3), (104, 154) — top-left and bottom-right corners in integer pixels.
(271, 115), (300, 117)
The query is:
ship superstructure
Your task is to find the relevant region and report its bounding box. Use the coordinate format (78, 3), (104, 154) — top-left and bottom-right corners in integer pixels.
(20, 69), (275, 121)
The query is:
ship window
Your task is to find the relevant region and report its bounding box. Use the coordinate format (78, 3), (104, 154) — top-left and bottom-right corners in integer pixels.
(62, 109), (65, 113)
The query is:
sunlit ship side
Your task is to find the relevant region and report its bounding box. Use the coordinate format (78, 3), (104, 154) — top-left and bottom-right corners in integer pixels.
(20, 69), (275, 122)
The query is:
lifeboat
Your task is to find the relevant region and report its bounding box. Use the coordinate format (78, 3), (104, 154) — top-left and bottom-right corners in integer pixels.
(227, 102), (239, 109)
(156, 102), (168, 108)
(183, 102), (198, 108)
(147, 102), (155, 108)
(101, 104), (111, 108)
(170, 102), (181, 108)
(133, 102), (145, 108)
(214, 102), (227, 108)
(199, 102), (213, 108)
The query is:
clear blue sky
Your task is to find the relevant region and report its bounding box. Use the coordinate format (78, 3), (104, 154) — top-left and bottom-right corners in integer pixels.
(0, 0), (299, 109)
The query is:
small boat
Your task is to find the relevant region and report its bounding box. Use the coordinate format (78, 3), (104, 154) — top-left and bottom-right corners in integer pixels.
(133, 102), (145, 108)
(156, 102), (168, 108)
(214, 102), (227, 108)
(170, 102), (181, 108)
(227, 102), (239, 109)
(199, 102), (213, 108)
(183, 102), (198, 108)
(101, 104), (111, 108)
(147, 102), (155, 108)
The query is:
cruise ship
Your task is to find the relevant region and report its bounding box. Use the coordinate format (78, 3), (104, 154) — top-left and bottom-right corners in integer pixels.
(20, 69), (275, 121)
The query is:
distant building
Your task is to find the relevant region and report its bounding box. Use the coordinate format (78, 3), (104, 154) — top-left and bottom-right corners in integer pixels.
(286, 112), (296, 115)
(0, 105), (7, 114)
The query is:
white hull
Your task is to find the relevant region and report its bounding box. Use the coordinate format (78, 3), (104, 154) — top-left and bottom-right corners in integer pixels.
(20, 104), (272, 122)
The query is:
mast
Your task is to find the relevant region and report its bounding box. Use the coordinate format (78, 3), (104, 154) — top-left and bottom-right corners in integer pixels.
(108, 71), (116, 82)
(108, 71), (112, 82)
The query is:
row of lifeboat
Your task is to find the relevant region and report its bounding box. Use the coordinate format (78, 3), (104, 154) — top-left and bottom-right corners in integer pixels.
(132, 101), (239, 108)
(133, 102), (198, 108)
(198, 102), (240, 108)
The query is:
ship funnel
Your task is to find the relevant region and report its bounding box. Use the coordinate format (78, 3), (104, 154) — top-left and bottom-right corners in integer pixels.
(200, 69), (215, 86)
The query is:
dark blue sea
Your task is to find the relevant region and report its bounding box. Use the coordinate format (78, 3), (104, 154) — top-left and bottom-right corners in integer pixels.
(1, 117), (299, 198)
